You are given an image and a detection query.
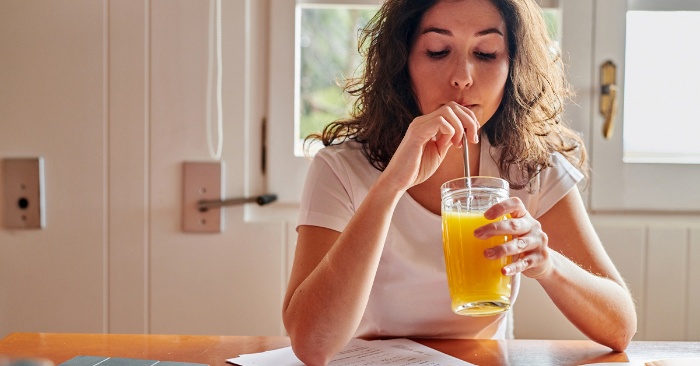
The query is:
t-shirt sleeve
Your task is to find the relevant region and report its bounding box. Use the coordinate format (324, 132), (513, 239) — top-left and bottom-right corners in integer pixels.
(297, 149), (356, 233)
(532, 152), (585, 218)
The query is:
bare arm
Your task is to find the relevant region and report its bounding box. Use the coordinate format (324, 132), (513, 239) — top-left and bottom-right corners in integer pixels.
(536, 188), (637, 351)
(481, 188), (637, 351)
(282, 174), (403, 366)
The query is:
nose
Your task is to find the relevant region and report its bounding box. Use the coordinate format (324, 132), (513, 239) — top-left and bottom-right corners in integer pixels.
(451, 57), (473, 89)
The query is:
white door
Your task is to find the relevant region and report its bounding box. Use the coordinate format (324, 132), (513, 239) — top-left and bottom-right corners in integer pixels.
(590, 0), (700, 212)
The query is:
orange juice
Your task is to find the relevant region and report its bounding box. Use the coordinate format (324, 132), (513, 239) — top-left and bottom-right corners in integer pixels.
(442, 211), (512, 316)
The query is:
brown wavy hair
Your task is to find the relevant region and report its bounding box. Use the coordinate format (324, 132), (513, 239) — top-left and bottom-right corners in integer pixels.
(306, 0), (588, 190)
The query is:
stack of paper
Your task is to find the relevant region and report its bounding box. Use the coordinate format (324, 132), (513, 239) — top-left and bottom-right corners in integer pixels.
(226, 338), (474, 366)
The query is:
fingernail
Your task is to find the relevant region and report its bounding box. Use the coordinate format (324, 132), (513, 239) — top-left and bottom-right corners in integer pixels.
(474, 228), (484, 238)
(503, 266), (513, 276)
(484, 248), (495, 258)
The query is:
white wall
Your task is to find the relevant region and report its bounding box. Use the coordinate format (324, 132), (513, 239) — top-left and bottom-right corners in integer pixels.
(1, 0), (107, 336)
(0, 0), (285, 338)
(2, 0), (699, 343)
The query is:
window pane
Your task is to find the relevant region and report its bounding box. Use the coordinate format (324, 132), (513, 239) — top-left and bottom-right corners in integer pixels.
(623, 11), (700, 164)
(296, 5), (378, 156)
(542, 7), (562, 45)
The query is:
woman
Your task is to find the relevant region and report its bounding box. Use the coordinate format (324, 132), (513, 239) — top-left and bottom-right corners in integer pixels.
(283, 0), (637, 365)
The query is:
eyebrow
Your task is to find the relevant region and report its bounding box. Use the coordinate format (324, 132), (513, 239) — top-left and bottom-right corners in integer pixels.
(421, 26), (504, 37)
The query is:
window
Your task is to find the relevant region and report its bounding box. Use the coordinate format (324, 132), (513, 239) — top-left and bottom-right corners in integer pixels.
(583, 0), (700, 212)
(296, 4), (379, 156)
(268, 0), (380, 203)
(542, 7), (562, 46)
(623, 10), (700, 164)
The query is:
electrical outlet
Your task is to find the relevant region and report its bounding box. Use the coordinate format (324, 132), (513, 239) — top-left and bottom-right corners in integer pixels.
(2, 157), (46, 229)
(182, 161), (224, 233)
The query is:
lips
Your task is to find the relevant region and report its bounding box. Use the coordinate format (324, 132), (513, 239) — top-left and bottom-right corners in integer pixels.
(454, 100), (476, 108)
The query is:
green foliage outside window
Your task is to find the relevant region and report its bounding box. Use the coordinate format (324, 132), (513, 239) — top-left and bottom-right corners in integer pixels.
(298, 6), (377, 141)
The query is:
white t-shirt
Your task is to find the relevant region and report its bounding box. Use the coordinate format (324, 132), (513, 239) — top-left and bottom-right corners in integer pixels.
(297, 138), (584, 339)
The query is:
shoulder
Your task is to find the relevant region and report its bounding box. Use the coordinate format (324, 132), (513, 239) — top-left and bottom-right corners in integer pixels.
(314, 139), (365, 164)
(299, 140), (378, 231)
(312, 140), (377, 179)
(542, 152), (584, 186)
(305, 140), (380, 202)
(481, 137), (584, 218)
(523, 152), (584, 218)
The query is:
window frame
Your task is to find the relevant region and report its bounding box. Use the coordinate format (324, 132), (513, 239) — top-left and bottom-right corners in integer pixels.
(267, 0), (380, 204)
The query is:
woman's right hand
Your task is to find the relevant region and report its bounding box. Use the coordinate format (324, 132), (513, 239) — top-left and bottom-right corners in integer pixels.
(382, 102), (480, 192)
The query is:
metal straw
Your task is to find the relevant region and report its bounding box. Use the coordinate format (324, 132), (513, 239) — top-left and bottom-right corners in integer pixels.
(462, 132), (471, 179)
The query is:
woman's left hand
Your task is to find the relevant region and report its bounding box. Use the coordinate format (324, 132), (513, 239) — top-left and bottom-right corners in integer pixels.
(474, 197), (553, 279)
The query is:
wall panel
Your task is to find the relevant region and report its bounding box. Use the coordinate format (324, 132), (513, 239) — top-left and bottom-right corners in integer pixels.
(646, 228), (688, 340)
(108, 0), (150, 334)
(0, 0), (107, 337)
(688, 229), (700, 340)
(513, 277), (586, 340)
(596, 225), (646, 340)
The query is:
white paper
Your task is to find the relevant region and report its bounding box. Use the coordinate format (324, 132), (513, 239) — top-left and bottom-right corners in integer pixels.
(579, 357), (700, 366)
(226, 338), (474, 366)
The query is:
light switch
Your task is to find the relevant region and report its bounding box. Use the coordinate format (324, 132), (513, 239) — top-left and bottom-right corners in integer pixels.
(182, 161), (224, 233)
(2, 157), (46, 229)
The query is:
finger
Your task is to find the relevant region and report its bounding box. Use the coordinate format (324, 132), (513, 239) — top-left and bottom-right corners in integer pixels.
(434, 131), (454, 157)
(433, 116), (458, 150)
(484, 197), (528, 220)
(435, 105), (468, 147)
(474, 216), (532, 238)
(422, 116), (461, 158)
(406, 114), (456, 146)
(484, 236), (531, 259)
(450, 103), (480, 144)
(428, 103), (475, 147)
(502, 251), (544, 276)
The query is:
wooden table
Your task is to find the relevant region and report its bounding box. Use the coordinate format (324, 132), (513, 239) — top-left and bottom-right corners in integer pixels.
(1, 333), (699, 366)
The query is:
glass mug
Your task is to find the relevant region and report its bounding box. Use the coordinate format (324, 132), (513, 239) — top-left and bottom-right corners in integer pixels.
(440, 176), (513, 316)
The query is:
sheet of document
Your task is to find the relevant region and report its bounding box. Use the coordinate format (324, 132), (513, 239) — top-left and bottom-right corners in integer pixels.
(226, 338), (474, 366)
(581, 359), (700, 366)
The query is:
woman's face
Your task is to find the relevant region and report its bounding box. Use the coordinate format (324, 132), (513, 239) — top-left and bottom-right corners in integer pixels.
(408, 0), (509, 126)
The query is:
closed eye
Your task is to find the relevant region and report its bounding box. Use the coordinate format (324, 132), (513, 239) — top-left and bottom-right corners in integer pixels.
(426, 49), (450, 59)
(475, 51), (497, 60)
